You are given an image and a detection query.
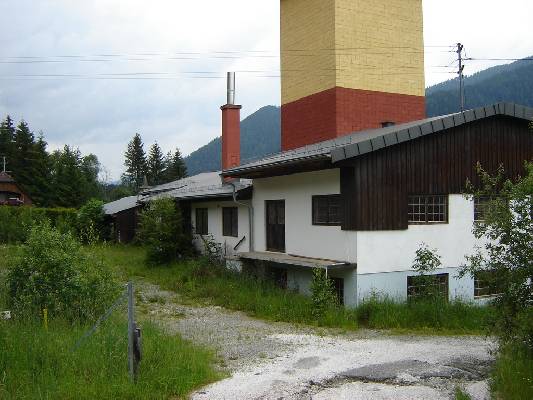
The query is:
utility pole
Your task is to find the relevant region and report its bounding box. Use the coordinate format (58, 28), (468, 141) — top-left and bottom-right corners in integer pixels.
(2, 156), (6, 173)
(457, 43), (465, 112)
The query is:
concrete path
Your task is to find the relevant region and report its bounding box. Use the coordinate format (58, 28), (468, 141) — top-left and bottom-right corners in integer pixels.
(138, 283), (494, 400)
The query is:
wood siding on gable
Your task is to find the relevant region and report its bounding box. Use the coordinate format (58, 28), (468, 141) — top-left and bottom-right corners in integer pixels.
(0, 182), (33, 205)
(340, 116), (533, 231)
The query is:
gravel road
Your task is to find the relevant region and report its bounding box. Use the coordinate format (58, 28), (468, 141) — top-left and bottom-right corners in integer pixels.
(138, 283), (495, 400)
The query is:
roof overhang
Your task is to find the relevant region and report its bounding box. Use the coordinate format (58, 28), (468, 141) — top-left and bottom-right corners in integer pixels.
(221, 154), (331, 179)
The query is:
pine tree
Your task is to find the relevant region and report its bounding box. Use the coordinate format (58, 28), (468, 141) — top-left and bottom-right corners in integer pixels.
(164, 147), (188, 182)
(10, 120), (37, 198)
(30, 132), (52, 206)
(147, 142), (165, 186)
(0, 116), (15, 167)
(50, 145), (85, 207)
(122, 133), (147, 191)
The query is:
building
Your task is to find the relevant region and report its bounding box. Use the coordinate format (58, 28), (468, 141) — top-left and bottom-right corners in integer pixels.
(103, 195), (140, 243)
(140, 171), (253, 258)
(138, 0), (533, 307)
(0, 171), (32, 206)
(222, 103), (533, 306)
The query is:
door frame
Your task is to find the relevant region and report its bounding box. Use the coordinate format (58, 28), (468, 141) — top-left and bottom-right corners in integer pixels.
(265, 199), (285, 253)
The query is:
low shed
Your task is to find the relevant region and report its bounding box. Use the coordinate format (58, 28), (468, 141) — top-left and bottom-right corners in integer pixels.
(103, 196), (140, 243)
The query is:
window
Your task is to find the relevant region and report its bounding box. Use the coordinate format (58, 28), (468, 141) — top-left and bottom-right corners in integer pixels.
(312, 195), (342, 225)
(330, 277), (345, 305)
(408, 195), (448, 224)
(222, 207), (238, 237)
(474, 270), (502, 298)
(195, 208), (208, 235)
(407, 273), (449, 300)
(474, 196), (490, 222)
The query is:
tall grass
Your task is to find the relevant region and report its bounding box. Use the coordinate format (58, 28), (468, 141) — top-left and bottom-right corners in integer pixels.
(88, 245), (493, 334)
(0, 317), (221, 400)
(0, 245), (221, 399)
(356, 295), (491, 335)
(492, 344), (533, 400)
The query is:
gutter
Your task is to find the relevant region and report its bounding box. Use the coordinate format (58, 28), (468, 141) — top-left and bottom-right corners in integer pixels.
(229, 182), (254, 252)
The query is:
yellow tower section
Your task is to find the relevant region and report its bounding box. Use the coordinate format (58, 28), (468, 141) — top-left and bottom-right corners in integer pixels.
(280, 0), (426, 150)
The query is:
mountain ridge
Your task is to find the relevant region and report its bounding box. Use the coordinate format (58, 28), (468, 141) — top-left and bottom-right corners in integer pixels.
(185, 58), (533, 176)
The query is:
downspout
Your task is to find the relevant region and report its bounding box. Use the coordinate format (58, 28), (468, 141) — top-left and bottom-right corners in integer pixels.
(230, 182), (254, 252)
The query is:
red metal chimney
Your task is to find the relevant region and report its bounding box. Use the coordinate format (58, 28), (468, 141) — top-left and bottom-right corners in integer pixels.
(221, 72), (241, 172)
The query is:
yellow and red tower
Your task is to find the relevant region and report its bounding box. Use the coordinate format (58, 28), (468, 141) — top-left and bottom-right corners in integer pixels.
(281, 0), (426, 150)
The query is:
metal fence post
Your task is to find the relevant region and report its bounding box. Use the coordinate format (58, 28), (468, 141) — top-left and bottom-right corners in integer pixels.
(127, 281), (135, 382)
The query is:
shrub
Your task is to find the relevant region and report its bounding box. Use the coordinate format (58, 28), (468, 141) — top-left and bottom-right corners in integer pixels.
(138, 198), (192, 265)
(410, 243), (444, 300)
(462, 162), (533, 349)
(7, 223), (121, 322)
(77, 199), (107, 243)
(0, 206), (77, 244)
(310, 268), (338, 319)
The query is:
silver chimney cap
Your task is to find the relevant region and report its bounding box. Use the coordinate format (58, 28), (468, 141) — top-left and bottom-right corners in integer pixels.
(227, 72), (235, 105)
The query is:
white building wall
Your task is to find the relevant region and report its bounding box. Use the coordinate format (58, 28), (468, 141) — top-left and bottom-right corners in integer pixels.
(252, 169), (357, 263)
(356, 194), (485, 302)
(191, 200), (251, 257)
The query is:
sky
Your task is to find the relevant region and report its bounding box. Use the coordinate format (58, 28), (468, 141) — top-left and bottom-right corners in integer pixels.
(1, 0), (532, 180)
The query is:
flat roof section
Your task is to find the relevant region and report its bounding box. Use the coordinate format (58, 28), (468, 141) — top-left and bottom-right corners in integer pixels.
(238, 251), (356, 271)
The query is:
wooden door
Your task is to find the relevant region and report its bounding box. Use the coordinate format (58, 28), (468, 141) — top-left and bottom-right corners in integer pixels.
(266, 200), (285, 252)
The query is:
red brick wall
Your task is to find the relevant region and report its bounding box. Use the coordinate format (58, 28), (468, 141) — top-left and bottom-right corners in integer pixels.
(281, 87), (426, 151)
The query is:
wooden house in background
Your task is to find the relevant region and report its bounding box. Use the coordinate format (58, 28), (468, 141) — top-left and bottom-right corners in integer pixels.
(103, 195), (140, 243)
(0, 171), (32, 206)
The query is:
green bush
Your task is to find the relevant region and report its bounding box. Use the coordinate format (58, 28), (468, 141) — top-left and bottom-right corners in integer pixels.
(138, 198), (192, 265)
(0, 206), (77, 244)
(7, 223), (121, 322)
(310, 268), (339, 319)
(77, 199), (107, 243)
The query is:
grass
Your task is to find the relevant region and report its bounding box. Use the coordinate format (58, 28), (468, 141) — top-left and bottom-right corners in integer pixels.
(492, 344), (533, 400)
(357, 295), (491, 335)
(0, 317), (221, 400)
(454, 387), (472, 400)
(0, 244), (221, 400)
(88, 244), (492, 335)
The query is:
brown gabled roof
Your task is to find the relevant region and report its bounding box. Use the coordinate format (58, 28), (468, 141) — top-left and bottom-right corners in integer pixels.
(0, 172), (15, 183)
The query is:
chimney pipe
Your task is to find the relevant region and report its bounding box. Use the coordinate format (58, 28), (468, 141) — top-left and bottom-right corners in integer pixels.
(227, 72), (236, 105)
(221, 72), (241, 174)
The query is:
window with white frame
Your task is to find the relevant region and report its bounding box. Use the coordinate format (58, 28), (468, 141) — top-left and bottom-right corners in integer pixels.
(408, 195), (448, 224)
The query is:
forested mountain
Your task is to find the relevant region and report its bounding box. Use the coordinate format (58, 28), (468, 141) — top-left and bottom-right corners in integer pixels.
(426, 58), (533, 116)
(185, 106), (280, 175)
(185, 58), (533, 175)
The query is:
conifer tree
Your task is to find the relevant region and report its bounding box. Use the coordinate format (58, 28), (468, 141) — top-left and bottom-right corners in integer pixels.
(10, 120), (37, 197)
(122, 133), (147, 191)
(30, 132), (52, 205)
(0, 116), (15, 166)
(164, 147), (188, 182)
(147, 142), (165, 186)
